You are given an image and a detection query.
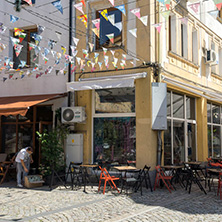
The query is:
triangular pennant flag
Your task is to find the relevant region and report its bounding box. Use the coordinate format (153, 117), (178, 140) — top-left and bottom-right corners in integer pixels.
(44, 48), (50, 56)
(106, 33), (114, 43)
(91, 62), (96, 72)
(139, 16), (148, 26)
(18, 60), (26, 68)
(208, 10), (219, 19)
(19, 32), (27, 43)
(92, 18), (100, 30)
(74, 3), (85, 14)
(102, 47), (108, 55)
(115, 5), (126, 16)
(113, 57), (118, 66)
(82, 49), (88, 58)
(36, 73), (41, 79)
(153, 23), (162, 33)
(44, 57), (49, 64)
(76, 57), (81, 65)
(52, 0), (63, 14)
(10, 37), (20, 46)
(55, 31), (62, 40)
(121, 59), (126, 65)
(9, 74), (14, 79)
(14, 28), (24, 36)
(23, 0), (32, 6)
(3, 77), (7, 82)
(61, 46), (66, 55)
(161, 11), (170, 20)
(110, 50), (115, 56)
(89, 42), (94, 52)
(164, 0), (171, 10)
(120, 62), (125, 69)
(130, 8), (141, 19)
(51, 50), (56, 57)
(73, 37), (79, 46)
(100, 9), (108, 21)
(179, 17), (188, 25)
(87, 60), (91, 67)
(122, 54), (126, 60)
(129, 28), (137, 38)
(104, 55), (109, 67)
(81, 0), (86, 7)
(10, 15), (19, 23)
(213, 0), (222, 10)
(157, 0), (165, 4)
(65, 54), (70, 62)
(71, 66), (77, 73)
(109, 0), (115, 6)
(0, 25), (7, 34)
(114, 22), (122, 31)
(98, 62), (103, 70)
(188, 2), (200, 14)
(78, 14), (88, 28)
(28, 42), (36, 51)
(108, 14), (115, 25)
(0, 43), (7, 52)
(92, 28), (100, 38)
(48, 39), (57, 49)
(31, 33), (42, 45)
(94, 52), (99, 63)
(38, 25), (45, 34)
(55, 70), (60, 75)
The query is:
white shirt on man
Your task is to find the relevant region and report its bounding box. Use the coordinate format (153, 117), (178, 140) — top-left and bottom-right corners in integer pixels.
(15, 147), (30, 163)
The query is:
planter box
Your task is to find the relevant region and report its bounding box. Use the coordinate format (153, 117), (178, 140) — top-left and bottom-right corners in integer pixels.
(24, 175), (44, 188)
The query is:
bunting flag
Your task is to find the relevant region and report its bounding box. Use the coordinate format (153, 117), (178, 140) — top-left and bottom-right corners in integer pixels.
(92, 28), (100, 38)
(71, 66), (77, 73)
(157, 0), (165, 4)
(78, 14), (88, 28)
(31, 33), (42, 45)
(76, 57), (81, 65)
(140, 16), (148, 26)
(164, 0), (171, 10)
(213, 0), (222, 10)
(89, 42), (94, 52)
(130, 8), (141, 19)
(153, 23), (162, 33)
(109, 0), (115, 6)
(113, 57), (118, 67)
(87, 60), (91, 67)
(106, 33), (114, 43)
(26, 70), (31, 76)
(3, 77), (7, 82)
(19, 32), (27, 43)
(18, 60), (26, 68)
(115, 5), (126, 16)
(94, 52), (99, 63)
(73, 37), (79, 46)
(70, 46), (78, 56)
(24, 0), (32, 6)
(14, 28), (24, 36)
(188, 2), (200, 14)
(92, 18), (100, 30)
(10, 15), (19, 23)
(33, 63), (39, 71)
(81, 0), (86, 7)
(102, 47), (108, 55)
(161, 11), (170, 20)
(20, 71), (24, 78)
(120, 62), (125, 69)
(9, 74), (14, 79)
(55, 31), (62, 40)
(108, 14), (115, 25)
(98, 62), (103, 70)
(28, 42), (36, 51)
(122, 54), (126, 60)
(34, 46), (41, 55)
(36, 73), (41, 79)
(56, 52), (62, 60)
(121, 59), (126, 65)
(38, 25), (45, 34)
(179, 17), (188, 25)
(110, 50), (115, 56)
(80, 59), (85, 71)
(91, 62), (96, 72)
(129, 28), (137, 38)
(44, 48), (50, 56)
(74, 3), (85, 14)
(82, 49), (88, 58)
(51, 0), (63, 14)
(104, 55), (109, 68)
(0, 43), (7, 52)
(0, 25), (7, 34)
(48, 39), (57, 49)
(61, 46), (66, 55)
(10, 37), (20, 46)
(44, 57), (49, 64)
(100, 9), (108, 21)
(130, 60), (136, 67)
(51, 50), (56, 57)
(114, 22), (122, 31)
(208, 10), (219, 19)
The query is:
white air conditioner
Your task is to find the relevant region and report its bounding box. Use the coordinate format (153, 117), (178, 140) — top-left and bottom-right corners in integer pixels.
(61, 107), (86, 123)
(205, 50), (217, 64)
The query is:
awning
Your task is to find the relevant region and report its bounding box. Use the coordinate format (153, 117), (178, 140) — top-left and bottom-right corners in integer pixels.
(67, 72), (147, 91)
(0, 93), (66, 116)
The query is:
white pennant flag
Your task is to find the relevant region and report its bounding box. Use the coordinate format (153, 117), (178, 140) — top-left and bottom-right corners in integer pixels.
(73, 37), (79, 46)
(129, 28), (137, 38)
(109, 0), (115, 6)
(113, 57), (118, 66)
(108, 14), (115, 25)
(74, 2), (84, 14)
(89, 42), (94, 52)
(55, 31), (62, 40)
(114, 22), (122, 31)
(140, 15), (148, 26)
(110, 50), (115, 56)
(76, 57), (81, 65)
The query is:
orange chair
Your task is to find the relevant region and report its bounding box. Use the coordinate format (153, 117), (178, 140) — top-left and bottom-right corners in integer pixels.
(217, 172), (222, 200)
(98, 166), (120, 194)
(154, 165), (174, 193)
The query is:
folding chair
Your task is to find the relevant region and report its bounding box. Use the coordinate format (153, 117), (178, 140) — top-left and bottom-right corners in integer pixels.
(98, 166), (120, 194)
(154, 165), (174, 193)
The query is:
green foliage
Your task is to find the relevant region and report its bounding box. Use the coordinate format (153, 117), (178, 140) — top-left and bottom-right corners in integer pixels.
(36, 125), (70, 172)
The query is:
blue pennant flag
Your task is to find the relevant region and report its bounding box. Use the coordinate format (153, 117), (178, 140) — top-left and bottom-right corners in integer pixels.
(3, 77), (7, 82)
(52, 0), (63, 14)
(10, 15), (19, 23)
(115, 5), (126, 16)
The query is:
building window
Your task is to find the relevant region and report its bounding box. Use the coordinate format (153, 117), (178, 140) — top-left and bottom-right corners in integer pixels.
(164, 91), (196, 165)
(169, 15), (177, 53)
(96, 8), (122, 49)
(207, 102), (222, 157)
(93, 87), (135, 164)
(13, 27), (38, 69)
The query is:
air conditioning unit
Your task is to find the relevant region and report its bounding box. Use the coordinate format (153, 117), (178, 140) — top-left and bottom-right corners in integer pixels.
(61, 107), (86, 123)
(205, 50), (217, 64)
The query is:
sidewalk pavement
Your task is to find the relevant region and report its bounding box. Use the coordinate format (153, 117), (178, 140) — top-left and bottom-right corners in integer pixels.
(0, 181), (222, 222)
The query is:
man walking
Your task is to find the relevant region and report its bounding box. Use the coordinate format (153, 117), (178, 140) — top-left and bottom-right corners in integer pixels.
(15, 147), (33, 187)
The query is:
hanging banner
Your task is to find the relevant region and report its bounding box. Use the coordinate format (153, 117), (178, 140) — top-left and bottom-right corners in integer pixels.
(139, 15), (148, 26)
(100, 9), (108, 21)
(70, 45), (77, 56)
(10, 15), (19, 23)
(82, 49), (88, 58)
(31, 33), (42, 45)
(44, 48), (50, 56)
(115, 5), (126, 16)
(76, 57), (81, 65)
(24, 0), (32, 6)
(73, 37), (79, 46)
(74, 2), (85, 14)
(92, 18), (100, 30)
(78, 14), (88, 28)
(130, 8), (141, 19)
(120, 62), (124, 69)
(106, 33), (114, 43)
(104, 55), (109, 67)
(188, 2), (200, 14)
(51, 0), (63, 14)
(122, 54), (126, 60)
(129, 28), (137, 38)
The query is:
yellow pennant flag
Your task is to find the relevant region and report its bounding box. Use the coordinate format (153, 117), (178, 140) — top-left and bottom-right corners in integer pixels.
(100, 9), (108, 21)
(92, 28), (100, 38)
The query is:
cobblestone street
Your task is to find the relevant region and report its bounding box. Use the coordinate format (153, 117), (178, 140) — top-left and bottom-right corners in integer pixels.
(0, 181), (222, 222)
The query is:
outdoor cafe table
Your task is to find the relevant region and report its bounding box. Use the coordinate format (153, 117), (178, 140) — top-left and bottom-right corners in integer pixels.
(80, 164), (98, 193)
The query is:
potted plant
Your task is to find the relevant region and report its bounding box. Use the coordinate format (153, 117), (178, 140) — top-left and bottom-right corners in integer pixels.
(36, 125), (69, 183)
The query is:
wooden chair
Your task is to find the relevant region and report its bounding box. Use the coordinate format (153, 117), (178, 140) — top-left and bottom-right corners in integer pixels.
(0, 153), (12, 184)
(217, 172), (222, 200)
(154, 165), (174, 193)
(98, 166), (120, 194)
